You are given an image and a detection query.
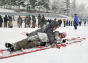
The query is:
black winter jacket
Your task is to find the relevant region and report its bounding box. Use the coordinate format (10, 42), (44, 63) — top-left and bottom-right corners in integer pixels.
(28, 21), (59, 44)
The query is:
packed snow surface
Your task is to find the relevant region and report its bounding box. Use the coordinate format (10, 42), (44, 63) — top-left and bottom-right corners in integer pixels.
(0, 26), (88, 63)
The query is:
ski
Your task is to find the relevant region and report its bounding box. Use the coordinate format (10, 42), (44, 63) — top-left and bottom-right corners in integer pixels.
(57, 37), (86, 48)
(0, 47), (49, 59)
(0, 37), (86, 59)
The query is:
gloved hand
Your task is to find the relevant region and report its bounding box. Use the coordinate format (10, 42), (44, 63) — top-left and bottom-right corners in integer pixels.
(62, 39), (66, 43)
(26, 33), (29, 36)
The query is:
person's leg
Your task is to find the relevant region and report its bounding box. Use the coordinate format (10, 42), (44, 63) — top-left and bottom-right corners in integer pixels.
(14, 38), (29, 50)
(24, 41), (40, 48)
(5, 38), (29, 51)
(28, 35), (39, 41)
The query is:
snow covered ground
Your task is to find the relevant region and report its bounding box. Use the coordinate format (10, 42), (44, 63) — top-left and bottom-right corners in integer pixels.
(0, 8), (88, 63)
(0, 25), (88, 63)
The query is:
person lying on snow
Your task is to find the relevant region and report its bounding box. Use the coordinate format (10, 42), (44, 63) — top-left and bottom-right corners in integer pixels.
(5, 20), (67, 52)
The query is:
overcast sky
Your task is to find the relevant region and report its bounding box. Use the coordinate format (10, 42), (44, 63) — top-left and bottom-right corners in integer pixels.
(50, 0), (88, 7)
(71, 0), (88, 6)
(76, 0), (88, 6)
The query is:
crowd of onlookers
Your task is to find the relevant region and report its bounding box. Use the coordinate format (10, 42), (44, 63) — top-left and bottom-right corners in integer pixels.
(0, 15), (13, 28)
(0, 14), (87, 28)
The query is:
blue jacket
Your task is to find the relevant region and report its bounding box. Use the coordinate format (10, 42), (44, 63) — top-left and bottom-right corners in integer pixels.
(74, 15), (79, 24)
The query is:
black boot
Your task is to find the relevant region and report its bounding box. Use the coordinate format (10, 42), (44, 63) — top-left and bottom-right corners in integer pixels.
(5, 43), (15, 52)
(5, 43), (13, 48)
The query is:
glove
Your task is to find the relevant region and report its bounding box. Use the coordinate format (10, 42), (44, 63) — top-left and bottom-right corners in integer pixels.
(26, 33), (29, 36)
(62, 39), (66, 43)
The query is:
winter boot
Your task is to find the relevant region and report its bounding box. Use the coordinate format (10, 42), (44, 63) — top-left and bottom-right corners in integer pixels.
(5, 43), (13, 48)
(5, 43), (15, 52)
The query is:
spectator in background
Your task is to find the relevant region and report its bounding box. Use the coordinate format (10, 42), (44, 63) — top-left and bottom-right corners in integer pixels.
(17, 16), (23, 28)
(40, 15), (46, 28)
(64, 21), (66, 27)
(84, 21), (86, 26)
(24, 15), (31, 28)
(73, 14), (79, 30)
(12, 15), (15, 21)
(38, 14), (41, 28)
(0, 15), (3, 27)
(8, 16), (13, 28)
(32, 15), (36, 28)
(79, 21), (82, 26)
(68, 20), (70, 26)
(66, 20), (68, 26)
(71, 21), (73, 26)
(58, 19), (62, 27)
(4, 15), (8, 28)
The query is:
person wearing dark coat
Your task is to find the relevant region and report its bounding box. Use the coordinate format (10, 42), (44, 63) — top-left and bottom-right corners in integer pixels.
(5, 20), (59, 51)
(64, 21), (66, 27)
(32, 15), (36, 28)
(4, 15), (8, 28)
(66, 20), (68, 26)
(38, 14), (41, 28)
(17, 16), (23, 28)
(24, 15), (31, 28)
(79, 21), (82, 26)
(68, 21), (71, 26)
(40, 15), (46, 28)
(0, 15), (3, 27)
(44, 20), (59, 44)
(84, 21), (86, 26)
(58, 19), (62, 26)
(71, 21), (73, 26)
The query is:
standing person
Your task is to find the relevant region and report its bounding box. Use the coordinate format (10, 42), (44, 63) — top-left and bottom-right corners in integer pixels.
(71, 21), (73, 26)
(17, 16), (23, 28)
(58, 19), (62, 27)
(8, 16), (13, 28)
(32, 15), (36, 28)
(84, 21), (86, 26)
(12, 15), (15, 21)
(24, 15), (31, 28)
(68, 20), (71, 26)
(5, 21), (59, 51)
(4, 15), (8, 28)
(79, 21), (82, 26)
(64, 21), (66, 27)
(40, 15), (46, 28)
(38, 14), (41, 28)
(73, 14), (79, 30)
(0, 15), (3, 27)
(66, 20), (68, 26)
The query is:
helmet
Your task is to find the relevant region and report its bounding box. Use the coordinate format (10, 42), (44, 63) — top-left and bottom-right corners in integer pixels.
(60, 32), (67, 38)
